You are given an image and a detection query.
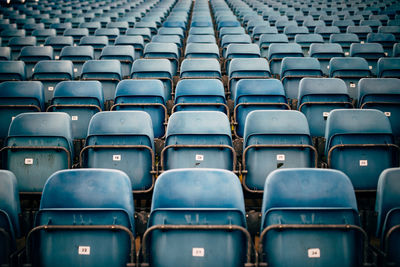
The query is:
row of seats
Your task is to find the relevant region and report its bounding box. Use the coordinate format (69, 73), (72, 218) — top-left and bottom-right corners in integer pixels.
(2, 167), (400, 266)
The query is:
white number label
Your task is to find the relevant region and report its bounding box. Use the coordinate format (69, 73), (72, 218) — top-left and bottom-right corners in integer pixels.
(192, 248), (204, 257)
(360, 160), (368, 166)
(323, 112), (330, 118)
(384, 112), (391, 117)
(276, 154), (285, 161)
(78, 246), (90, 255)
(11, 116), (15, 121)
(345, 52), (349, 56)
(24, 158), (33, 165)
(369, 66), (373, 70)
(71, 116), (78, 121)
(308, 248), (320, 258)
(74, 68), (78, 73)
(55, 55), (59, 59)
(196, 154), (204, 161)
(113, 155), (121, 161)
(350, 83), (356, 88)
(48, 86), (54, 91)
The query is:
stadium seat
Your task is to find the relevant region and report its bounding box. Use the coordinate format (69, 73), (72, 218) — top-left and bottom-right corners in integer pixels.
(100, 46), (135, 79)
(44, 36), (73, 59)
(79, 21), (101, 35)
(252, 26), (278, 41)
(259, 33), (289, 58)
(114, 35), (144, 60)
(79, 36), (109, 60)
(268, 43), (303, 76)
(309, 43), (344, 76)
(1, 112), (73, 193)
(314, 25), (340, 41)
(378, 26), (400, 41)
(377, 57), (400, 78)
(50, 22), (72, 36)
(180, 58), (221, 79)
(94, 28), (120, 45)
(184, 43), (219, 59)
(367, 33), (396, 56)
(0, 61), (26, 81)
(27, 169), (136, 267)
(59, 46), (93, 79)
(112, 80), (167, 139)
(295, 33), (324, 55)
(18, 46), (53, 79)
(1, 29), (25, 46)
(8, 36), (36, 60)
(242, 110), (316, 192)
(350, 43), (386, 76)
(284, 25), (309, 41)
(63, 28), (89, 45)
(158, 27), (185, 39)
(144, 43), (180, 76)
(161, 111), (236, 172)
(187, 34), (216, 44)
(80, 111), (155, 192)
(329, 33), (360, 56)
(259, 168), (366, 267)
(126, 28), (152, 44)
(325, 109), (399, 190)
(107, 21), (129, 35)
(347, 26), (373, 42)
(303, 19), (325, 33)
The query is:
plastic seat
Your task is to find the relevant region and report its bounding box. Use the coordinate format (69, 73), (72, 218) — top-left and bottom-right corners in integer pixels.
(329, 33), (360, 56)
(130, 59), (173, 100)
(28, 169), (136, 267)
(358, 78), (400, 139)
(280, 57), (323, 102)
(375, 168), (400, 267)
(350, 43), (386, 76)
(81, 60), (121, 104)
(63, 28), (89, 45)
(234, 79), (289, 138)
(8, 36), (36, 60)
(295, 33), (324, 55)
(309, 43), (344, 75)
(50, 22), (72, 36)
(242, 111), (316, 192)
(329, 57), (372, 100)
(188, 27), (214, 36)
(219, 27), (246, 39)
(79, 21), (101, 35)
(112, 80), (167, 139)
(173, 79), (227, 114)
(141, 168), (251, 267)
(377, 57), (400, 78)
(161, 111), (235, 172)
(80, 111), (155, 192)
(151, 35), (183, 51)
(187, 34), (216, 44)
(1, 113), (73, 193)
(252, 26), (278, 41)
(44, 36), (73, 59)
(158, 27), (185, 39)
(378, 26), (400, 41)
(314, 25), (341, 41)
(303, 19), (325, 33)
(180, 58), (221, 79)
(221, 34), (251, 54)
(360, 20), (382, 33)
(284, 25), (309, 41)
(126, 28), (152, 44)
(325, 109), (399, 190)
(115, 35), (144, 60)
(32, 60), (74, 104)
(259, 34), (289, 58)
(259, 168), (366, 267)
(367, 33), (396, 56)
(47, 81), (104, 141)
(0, 29), (25, 46)
(144, 43), (179, 76)
(268, 43), (303, 76)
(23, 23), (44, 36)
(333, 19), (355, 33)
(100, 46), (135, 79)
(136, 21), (157, 35)
(0, 170), (20, 266)
(59, 46), (94, 79)
(0, 61), (25, 82)
(184, 43), (219, 59)
(298, 78), (352, 138)
(95, 28), (119, 45)
(347, 26), (373, 42)
(79, 36), (109, 60)
(107, 21), (129, 35)
(18, 46), (53, 79)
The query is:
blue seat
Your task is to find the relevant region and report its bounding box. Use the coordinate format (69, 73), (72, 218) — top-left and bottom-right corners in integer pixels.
(44, 36), (73, 59)
(112, 80), (167, 139)
(95, 28), (120, 45)
(126, 28), (152, 44)
(107, 21), (129, 35)
(367, 33), (396, 56)
(115, 35), (144, 60)
(378, 26), (400, 42)
(59, 46), (94, 79)
(141, 168), (251, 267)
(188, 27), (214, 36)
(280, 57), (323, 101)
(187, 34), (216, 44)
(350, 43), (386, 76)
(333, 19), (355, 33)
(329, 57), (372, 100)
(184, 43), (219, 59)
(131, 59), (173, 100)
(136, 21), (157, 35)
(219, 27), (246, 39)
(100, 46), (135, 79)
(1, 113), (73, 193)
(303, 19), (325, 33)
(23, 23), (44, 36)
(242, 111), (316, 192)
(268, 43), (303, 76)
(284, 25), (309, 40)
(260, 168), (365, 267)
(28, 169), (135, 267)
(158, 27), (185, 39)
(375, 168), (400, 267)
(63, 28), (89, 45)
(347, 26), (373, 42)
(32, 60), (74, 104)
(0, 29), (25, 46)
(225, 44), (260, 73)
(259, 34), (289, 58)
(50, 22), (72, 36)
(329, 33), (360, 56)
(79, 36), (109, 60)
(298, 78), (352, 138)
(144, 43), (179, 76)
(47, 81), (104, 140)
(151, 35), (183, 51)
(252, 26), (278, 41)
(180, 58), (221, 79)
(377, 57), (400, 78)
(81, 60), (122, 103)
(32, 29), (57, 47)
(0, 170), (20, 266)
(161, 111), (235, 172)
(295, 33), (324, 55)
(325, 109), (399, 190)
(81, 111), (155, 192)
(221, 34), (251, 54)
(314, 25), (341, 41)
(358, 78), (400, 139)
(234, 79), (289, 138)
(309, 43), (344, 75)
(18, 46), (53, 79)
(0, 61), (25, 81)
(79, 21), (101, 35)
(360, 20), (382, 33)
(8, 36), (36, 60)
(173, 79), (227, 114)
(0, 81), (44, 141)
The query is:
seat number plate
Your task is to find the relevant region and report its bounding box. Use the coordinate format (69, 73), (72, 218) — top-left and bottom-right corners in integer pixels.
(276, 154), (285, 161)
(192, 248), (204, 257)
(24, 158), (33, 165)
(78, 246), (90, 255)
(196, 154), (204, 161)
(113, 155), (121, 161)
(308, 248), (320, 258)
(360, 160), (368, 166)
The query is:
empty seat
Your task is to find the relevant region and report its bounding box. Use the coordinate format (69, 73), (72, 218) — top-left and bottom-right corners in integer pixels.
(259, 33), (289, 58)
(358, 78), (400, 139)
(189, 27), (214, 36)
(184, 43), (219, 59)
(314, 25), (341, 41)
(161, 111), (235, 172)
(8, 36), (36, 60)
(114, 35), (144, 60)
(50, 22), (72, 36)
(100, 46), (135, 78)
(18, 46), (53, 79)
(377, 57), (400, 78)
(284, 25), (309, 40)
(141, 168), (251, 267)
(158, 27), (185, 39)
(325, 109), (399, 190)
(347, 26), (373, 42)
(367, 33), (396, 56)
(219, 27), (246, 39)
(298, 78), (352, 138)
(333, 19), (355, 33)
(0, 170), (20, 266)
(79, 21), (101, 35)
(44, 36), (73, 59)
(360, 20), (382, 33)
(378, 26), (400, 41)
(59, 46), (94, 79)
(309, 43), (344, 75)
(268, 43), (303, 76)
(27, 169), (135, 267)
(1, 113), (72, 193)
(242, 111), (316, 192)
(329, 33), (360, 56)
(225, 43), (260, 71)
(144, 43), (179, 76)
(126, 28), (152, 44)
(95, 28), (119, 45)
(107, 21), (129, 35)
(63, 28), (89, 45)
(47, 81), (104, 141)
(252, 26), (278, 41)
(80, 111), (155, 192)
(32, 60), (74, 104)
(1, 29), (25, 46)
(180, 58), (221, 79)
(79, 36), (108, 59)
(350, 43), (386, 76)
(295, 33), (324, 55)
(0, 47), (10, 61)
(112, 80), (167, 139)
(187, 34), (216, 44)
(130, 59), (173, 100)
(259, 168), (366, 266)
(303, 19), (325, 33)
(233, 79), (289, 138)
(329, 57), (372, 100)
(81, 60), (122, 104)
(375, 168), (400, 267)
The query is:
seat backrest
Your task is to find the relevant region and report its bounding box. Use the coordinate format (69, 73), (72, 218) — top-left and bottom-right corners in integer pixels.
(130, 58), (173, 79)
(329, 57), (371, 77)
(298, 77), (349, 105)
(184, 43), (219, 58)
(100, 45), (135, 62)
(18, 46), (53, 61)
(377, 57), (400, 77)
(0, 170), (20, 239)
(180, 58), (221, 79)
(144, 42), (179, 59)
(235, 78), (287, 106)
(0, 61), (26, 81)
(280, 57), (322, 77)
(268, 43), (303, 59)
(32, 60), (74, 80)
(0, 80), (44, 110)
(79, 36), (108, 49)
(81, 60), (122, 80)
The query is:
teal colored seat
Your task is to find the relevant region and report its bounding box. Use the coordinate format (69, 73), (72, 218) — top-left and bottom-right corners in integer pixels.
(18, 46), (53, 79)
(0, 61), (26, 82)
(59, 46), (94, 79)
(144, 43), (180, 76)
(180, 58), (221, 79)
(267, 43), (303, 76)
(377, 57), (400, 78)
(100, 45), (135, 78)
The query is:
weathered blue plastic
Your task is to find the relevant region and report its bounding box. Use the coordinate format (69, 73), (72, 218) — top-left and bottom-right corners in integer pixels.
(44, 36), (73, 57)
(185, 43), (219, 59)
(18, 46), (53, 79)
(158, 27), (185, 39)
(260, 168), (362, 267)
(8, 36), (35, 59)
(235, 79), (288, 137)
(219, 26), (245, 39)
(377, 57), (400, 78)
(83, 111), (154, 191)
(164, 111), (233, 170)
(294, 33), (324, 54)
(148, 168), (247, 267)
(243, 111), (314, 190)
(350, 43), (385, 75)
(79, 36), (108, 59)
(315, 25), (341, 40)
(180, 58), (221, 79)
(284, 25), (309, 40)
(376, 168), (400, 266)
(115, 35), (144, 59)
(221, 34), (251, 53)
(0, 170), (20, 266)
(4, 112), (72, 192)
(151, 34), (182, 49)
(347, 26), (372, 42)
(114, 80), (166, 138)
(100, 46), (135, 78)
(63, 28), (89, 44)
(126, 28), (151, 43)
(144, 42), (179, 75)
(189, 27), (214, 36)
(325, 109), (397, 190)
(268, 43), (303, 75)
(367, 33), (396, 56)
(298, 78), (351, 137)
(253, 26), (278, 41)
(309, 43), (344, 75)
(0, 47), (10, 61)
(0, 61), (25, 82)
(329, 33), (359, 55)
(33, 169), (134, 267)
(225, 43), (260, 71)
(94, 28), (119, 43)
(187, 34), (216, 44)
